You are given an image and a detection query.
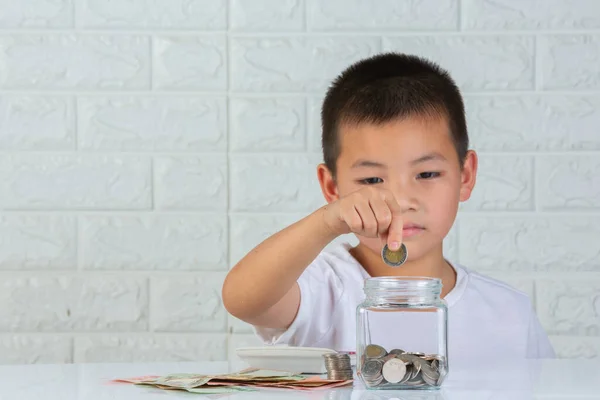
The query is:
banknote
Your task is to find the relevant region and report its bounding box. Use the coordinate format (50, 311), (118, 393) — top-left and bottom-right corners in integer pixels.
(114, 367), (353, 393)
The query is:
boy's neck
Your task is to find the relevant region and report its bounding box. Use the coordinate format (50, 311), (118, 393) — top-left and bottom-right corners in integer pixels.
(349, 243), (457, 298)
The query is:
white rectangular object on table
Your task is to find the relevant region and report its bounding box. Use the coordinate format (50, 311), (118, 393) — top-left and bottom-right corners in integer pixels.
(235, 345), (345, 374)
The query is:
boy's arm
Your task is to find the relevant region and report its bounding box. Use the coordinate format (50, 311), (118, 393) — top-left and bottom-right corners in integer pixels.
(222, 207), (338, 330)
(222, 187), (404, 330)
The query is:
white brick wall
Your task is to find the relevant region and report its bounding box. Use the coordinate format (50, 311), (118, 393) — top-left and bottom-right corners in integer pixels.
(0, 0), (599, 364)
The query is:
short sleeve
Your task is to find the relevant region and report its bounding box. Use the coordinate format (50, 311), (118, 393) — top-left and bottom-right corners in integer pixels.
(526, 308), (556, 359)
(253, 260), (344, 347)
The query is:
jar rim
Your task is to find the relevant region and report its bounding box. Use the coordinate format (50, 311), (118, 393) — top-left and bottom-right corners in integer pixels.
(366, 276), (440, 282)
(364, 276), (442, 290)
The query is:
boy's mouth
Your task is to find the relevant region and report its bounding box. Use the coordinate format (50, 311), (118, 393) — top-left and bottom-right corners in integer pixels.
(402, 223), (425, 238)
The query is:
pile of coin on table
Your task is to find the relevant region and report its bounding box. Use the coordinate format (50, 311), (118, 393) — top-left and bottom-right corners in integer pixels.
(360, 344), (447, 388)
(322, 353), (353, 381)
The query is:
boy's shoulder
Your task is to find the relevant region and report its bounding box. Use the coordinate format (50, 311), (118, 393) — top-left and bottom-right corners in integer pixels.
(455, 263), (533, 308)
(465, 266), (529, 297)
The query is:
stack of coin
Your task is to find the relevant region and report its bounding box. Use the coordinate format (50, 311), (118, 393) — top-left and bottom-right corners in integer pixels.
(322, 353), (353, 381)
(359, 345), (447, 388)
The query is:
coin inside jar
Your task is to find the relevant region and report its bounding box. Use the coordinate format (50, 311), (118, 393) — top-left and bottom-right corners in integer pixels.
(389, 349), (406, 356)
(364, 344), (387, 359)
(381, 358), (407, 383)
(359, 345), (447, 388)
(363, 359), (383, 376)
(381, 243), (407, 267)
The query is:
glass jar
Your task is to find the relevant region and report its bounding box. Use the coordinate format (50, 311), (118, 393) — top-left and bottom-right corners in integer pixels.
(356, 276), (448, 390)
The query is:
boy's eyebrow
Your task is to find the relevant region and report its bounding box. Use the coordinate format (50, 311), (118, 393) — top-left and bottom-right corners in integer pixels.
(351, 153), (447, 169)
(351, 160), (387, 169)
(411, 152), (447, 165)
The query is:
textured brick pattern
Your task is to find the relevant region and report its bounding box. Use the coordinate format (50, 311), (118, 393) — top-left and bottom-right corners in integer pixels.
(74, 334), (227, 362)
(464, 95), (600, 151)
(78, 0), (227, 29)
(230, 155), (324, 212)
(78, 97), (227, 151)
(81, 215), (228, 270)
(0, 275), (148, 331)
(0, 0), (74, 28)
(0, 335), (72, 364)
(150, 274), (227, 332)
(384, 36), (535, 91)
(0, 35), (151, 90)
(230, 37), (381, 92)
(0, 215), (76, 270)
(0, 155), (152, 210)
(0, 96), (75, 151)
(0, 1), (598, 364)
(307, 0), (458, 30)
(460, 216), (600, 272)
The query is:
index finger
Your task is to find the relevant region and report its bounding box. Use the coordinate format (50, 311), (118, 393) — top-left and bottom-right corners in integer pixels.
(382, 193), (403, 251)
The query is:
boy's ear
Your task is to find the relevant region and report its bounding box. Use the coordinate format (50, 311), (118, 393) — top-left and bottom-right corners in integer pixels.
(459, 150), (478, 202)
(317, 163), (339, 203)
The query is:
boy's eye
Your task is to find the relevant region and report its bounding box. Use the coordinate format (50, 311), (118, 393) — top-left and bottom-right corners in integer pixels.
(418, 172), (441, 179)
(359, 177), (383, 185)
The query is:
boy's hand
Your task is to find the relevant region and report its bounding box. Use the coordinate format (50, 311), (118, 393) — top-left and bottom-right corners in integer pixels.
(322, 187), (404, 251)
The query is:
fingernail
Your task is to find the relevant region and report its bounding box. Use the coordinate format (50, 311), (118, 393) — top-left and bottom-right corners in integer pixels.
(389, 241), (400, 250)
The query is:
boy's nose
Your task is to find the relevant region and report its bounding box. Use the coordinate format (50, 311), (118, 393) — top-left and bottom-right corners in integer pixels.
(392, 189), (419, 212)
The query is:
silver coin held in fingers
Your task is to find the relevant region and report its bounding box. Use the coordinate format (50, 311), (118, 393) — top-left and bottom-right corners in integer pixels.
(382, 243), (408, 267)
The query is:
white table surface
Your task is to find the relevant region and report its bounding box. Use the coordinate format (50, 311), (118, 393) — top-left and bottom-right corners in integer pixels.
(0, 359), (598, 400)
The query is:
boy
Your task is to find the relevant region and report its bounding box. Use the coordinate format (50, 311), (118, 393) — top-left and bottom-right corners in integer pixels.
(222, 53), (555, 361)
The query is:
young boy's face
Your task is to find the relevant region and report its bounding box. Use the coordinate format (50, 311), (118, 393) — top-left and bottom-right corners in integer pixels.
(321, 115), (477, 262)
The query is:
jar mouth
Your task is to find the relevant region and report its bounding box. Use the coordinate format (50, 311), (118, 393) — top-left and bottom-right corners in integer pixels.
(365, 276), (441, 286)
(367, 276), (440, 282)
(364, 276), (442, 294)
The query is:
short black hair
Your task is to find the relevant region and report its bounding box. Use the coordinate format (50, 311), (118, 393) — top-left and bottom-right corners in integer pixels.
(321, 52), (468, 177)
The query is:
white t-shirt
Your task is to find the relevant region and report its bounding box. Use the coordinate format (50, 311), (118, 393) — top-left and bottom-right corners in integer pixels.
(254, 243), (555, 361)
